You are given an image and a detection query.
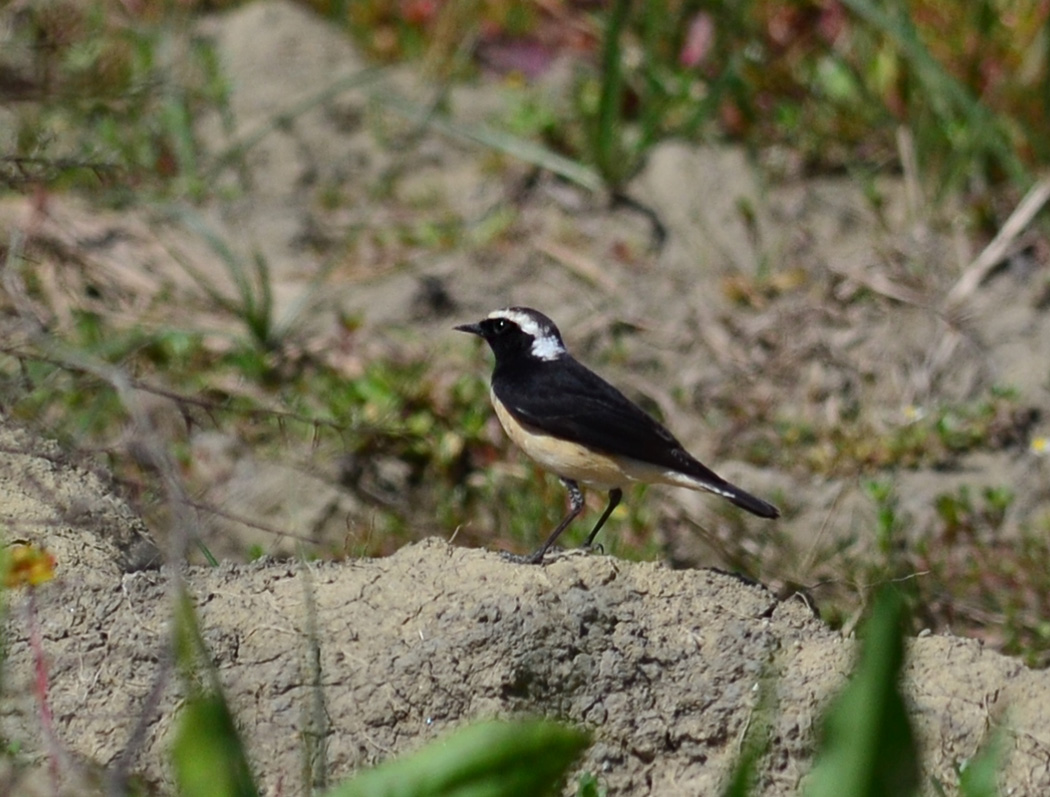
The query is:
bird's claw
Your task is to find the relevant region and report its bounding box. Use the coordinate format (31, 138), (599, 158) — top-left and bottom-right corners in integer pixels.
(498, 544), (604, 565)
(499, 550), (546, 565)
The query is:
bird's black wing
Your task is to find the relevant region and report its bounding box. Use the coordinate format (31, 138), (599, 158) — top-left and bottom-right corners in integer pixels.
(494, 357), (713, 477)
(492, 357), (780, 519)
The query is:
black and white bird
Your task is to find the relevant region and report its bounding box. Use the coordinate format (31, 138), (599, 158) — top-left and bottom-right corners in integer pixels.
(456, 307), (779, 563)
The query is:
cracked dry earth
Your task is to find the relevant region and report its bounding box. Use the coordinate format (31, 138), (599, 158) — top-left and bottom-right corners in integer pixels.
(2, 421), (1050, 796)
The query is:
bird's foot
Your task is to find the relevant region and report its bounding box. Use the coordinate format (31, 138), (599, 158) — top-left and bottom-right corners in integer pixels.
(500, 546), (605, 565)
(499, 543), (605, 564)
(499, 549), (547, 565)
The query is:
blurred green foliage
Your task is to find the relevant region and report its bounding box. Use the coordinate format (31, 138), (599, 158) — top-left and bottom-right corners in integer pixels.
(5, 0), (1049, 202)
(307, 0), (1048, 198)
(804, 588), (919, 797)
(325, 719), (590, 797)
(3, 0), (1050, 665)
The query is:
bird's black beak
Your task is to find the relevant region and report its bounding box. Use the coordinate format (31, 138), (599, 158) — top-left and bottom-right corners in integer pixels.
(454, 321), (483, 336)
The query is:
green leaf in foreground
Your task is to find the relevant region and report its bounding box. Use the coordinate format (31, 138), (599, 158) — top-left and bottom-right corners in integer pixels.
(324, 719), (590, 797)
(957, 728), (1003, 797)
(575, 771), (604, 797)
(171, 590), (259, 797)
(804, 588), (919, 797)
(721, 674), (776, 797)
(172, 693), (259, 797)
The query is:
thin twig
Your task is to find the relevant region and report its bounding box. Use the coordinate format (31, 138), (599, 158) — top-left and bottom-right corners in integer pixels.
(896, 126), (924, 222)
(106, 632), (175, 796)
(824, 261), (928, 308)
(944, 173), (1050, 311)
(183, 498), (320, 547)
(535, 239), (619, 292)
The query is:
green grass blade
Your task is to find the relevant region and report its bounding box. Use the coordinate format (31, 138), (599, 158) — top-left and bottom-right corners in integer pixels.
(173, 694), (260, 797)
(171, 590), (259, 797)
(324, 719), (590, 797)
(804, 588), (919, 797)
(840, 0), (1026, 186)
(593, 0), (632, 188)
(210, 67), (389, 172)
(377, 93), (603, 192)
(195, 538), (219, 568)
(958, 728), (1003, 797)
(721, 674), (775, 797)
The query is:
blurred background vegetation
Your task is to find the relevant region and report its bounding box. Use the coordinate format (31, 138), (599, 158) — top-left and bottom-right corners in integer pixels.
(4, 0), (1048, 203)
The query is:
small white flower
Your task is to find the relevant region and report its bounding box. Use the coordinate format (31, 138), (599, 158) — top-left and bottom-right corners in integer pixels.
(902, 405), (925, 423)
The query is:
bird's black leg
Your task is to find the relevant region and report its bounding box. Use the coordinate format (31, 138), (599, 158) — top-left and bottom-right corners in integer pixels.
(584, 488), (622, 549)
(519, 479), (585, 564)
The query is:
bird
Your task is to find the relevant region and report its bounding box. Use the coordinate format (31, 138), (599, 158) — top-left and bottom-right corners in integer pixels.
(455, 306), (779, 563)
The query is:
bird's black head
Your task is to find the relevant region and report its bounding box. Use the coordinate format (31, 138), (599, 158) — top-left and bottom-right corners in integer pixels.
(455, 307), (567, 363)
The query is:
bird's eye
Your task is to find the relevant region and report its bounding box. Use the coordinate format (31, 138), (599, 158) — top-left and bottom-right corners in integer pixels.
(490, 318), (509, 334)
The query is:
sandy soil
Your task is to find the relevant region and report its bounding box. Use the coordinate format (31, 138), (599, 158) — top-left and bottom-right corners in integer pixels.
(2, 420), (1049, 795)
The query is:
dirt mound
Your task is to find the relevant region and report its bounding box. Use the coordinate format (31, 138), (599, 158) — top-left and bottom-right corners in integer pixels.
(2, 419), (1049, 795)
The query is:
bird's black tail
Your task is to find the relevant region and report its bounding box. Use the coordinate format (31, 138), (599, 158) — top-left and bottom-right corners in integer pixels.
(676, 452), (780, 518)
(723, 483), (780, 519)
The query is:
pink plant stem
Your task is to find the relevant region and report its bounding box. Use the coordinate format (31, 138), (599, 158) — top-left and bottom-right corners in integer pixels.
(27, 589), (62, 789)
